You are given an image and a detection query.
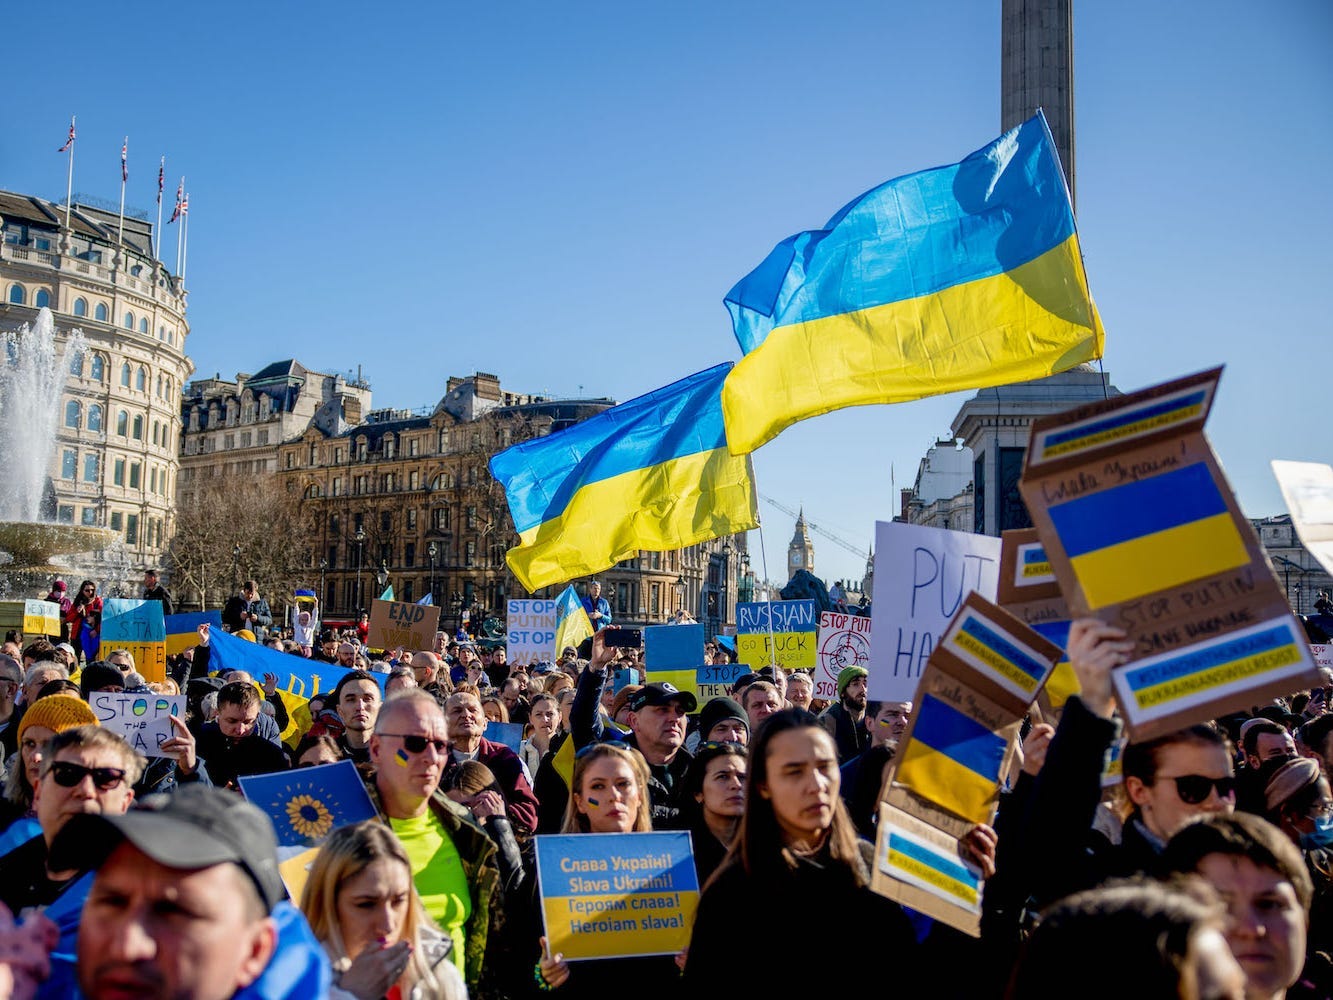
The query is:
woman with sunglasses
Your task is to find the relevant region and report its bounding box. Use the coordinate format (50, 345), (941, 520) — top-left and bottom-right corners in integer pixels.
(683, 710), (920, 994)
(68, 581), (101, 664)
(531, 742), (680, 998)
(679, 742), (746, 885)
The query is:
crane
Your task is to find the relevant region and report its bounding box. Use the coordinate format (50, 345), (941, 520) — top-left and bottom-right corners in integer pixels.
(759, 494), (869, 559)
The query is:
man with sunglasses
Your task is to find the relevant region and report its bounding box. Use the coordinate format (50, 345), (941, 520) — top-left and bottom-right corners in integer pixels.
(0, 725), (143, 916)
(365, 689), (504, 996)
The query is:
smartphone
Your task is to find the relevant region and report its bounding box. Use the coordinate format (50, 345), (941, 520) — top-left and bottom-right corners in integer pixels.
(602, 627), (643, 649)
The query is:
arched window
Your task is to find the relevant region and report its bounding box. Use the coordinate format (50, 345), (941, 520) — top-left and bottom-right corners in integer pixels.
(132, 415), (144, 440)
(64, 400), (81, 429)
(8, 285), (24, 305)
(135, 367), (146, 391)
(158, 325), (166, 341)
(120, 363), (131, 387)
(73, 297), (88, 317)
(124, 311), (135, 330)
(116, 410), (128, 436)
(88, 404), (103, 432)
(138, 317), (148, 334)
(130, 265), (143, 277)
(94, 303), (108, 322)
(69, 352), (83, 377)
(34, 289), (50, 308)
(90, 354), (105, 381)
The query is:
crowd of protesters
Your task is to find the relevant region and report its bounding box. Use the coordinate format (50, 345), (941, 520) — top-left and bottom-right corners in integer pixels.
(0, 576), (1330, 999)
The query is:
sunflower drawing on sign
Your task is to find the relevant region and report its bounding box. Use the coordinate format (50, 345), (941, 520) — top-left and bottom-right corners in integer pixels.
(238, 759), (377, 849)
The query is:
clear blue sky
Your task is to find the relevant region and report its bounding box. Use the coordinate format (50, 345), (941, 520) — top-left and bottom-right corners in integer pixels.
(4, 1), (1330, 591)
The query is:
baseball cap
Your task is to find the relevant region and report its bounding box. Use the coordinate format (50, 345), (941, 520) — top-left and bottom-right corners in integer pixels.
(626, 682), (697, 714)
(49, 784), (284, 912)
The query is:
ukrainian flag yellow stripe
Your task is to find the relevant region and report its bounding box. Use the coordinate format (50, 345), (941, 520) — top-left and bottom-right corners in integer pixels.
(1068, 512), (1249, 609)
(507, 446), (757, 592)
(1043, 661), (1080, 711)
(896, 740), (1000, 826)
(721, 233), (1102, 456)
(951, 630), (1041, 695)
(886, 850), (980, 906)
(1132, 642), (1302, 709)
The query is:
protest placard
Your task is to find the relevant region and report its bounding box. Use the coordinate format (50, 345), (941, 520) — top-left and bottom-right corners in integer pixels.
(22, 600), (60, 638)
(644, 624), (703, 670)
(366, 598), (440, 653)
(507, 599), (558, 666)
(997, 529), (1077, 721)
(735, 600), (817, 670)
(101, 598), (167, 684)
(873, 803), (984, 936)
(1019, 368), (1319, 739)
(485, 721), (524, 753)
(165, 611), (222, 656)
(1272, 461), (1333, 579)
(815, 612), (872, 700)
(867, 522), (1001, 704)
(695, 662), (750, 701)
(535, 831), (698, 960)
(90, 692), (184, 757)
(644, 670), (700, 710)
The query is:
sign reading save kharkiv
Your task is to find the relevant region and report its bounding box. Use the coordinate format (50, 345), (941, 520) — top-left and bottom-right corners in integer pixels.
(535, 832), (698, 961)
(1019, 367), (1319, 739)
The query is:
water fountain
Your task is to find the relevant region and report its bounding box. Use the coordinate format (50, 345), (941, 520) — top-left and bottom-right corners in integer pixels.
(0, 308), (117, 589)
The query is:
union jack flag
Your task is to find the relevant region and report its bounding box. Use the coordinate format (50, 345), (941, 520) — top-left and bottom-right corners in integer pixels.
(168, 179), (184, 223)
(157, 159), (164, 205)
(180, 193), (189, 216)
(57, 119), (75, 153)
(120, 139), (128, 183)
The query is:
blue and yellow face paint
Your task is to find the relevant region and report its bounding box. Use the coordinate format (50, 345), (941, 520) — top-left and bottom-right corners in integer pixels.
(394, 748), (410, 768)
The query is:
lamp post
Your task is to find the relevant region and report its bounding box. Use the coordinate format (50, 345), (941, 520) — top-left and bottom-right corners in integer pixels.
(428, 541), (438, 605)
(721, 541), (732, 631)
(319, 557), (327, 609)
(231, 543), (241, 593)
(355, 526), (366, 614)
(739, 551), (752, 604)
(452, 590), (464, 634)
(1274, 555), (1309, 614)
(674, 575), (685, 612)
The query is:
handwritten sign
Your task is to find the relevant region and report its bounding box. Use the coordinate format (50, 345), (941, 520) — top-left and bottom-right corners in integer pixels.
(735, 600), (817, 670)
(816, 612), (872, 700)
(644, 624), (704, 670)
(535, 832), (699, 960)
(868, 522), (1001, 704)
(91, 693), (184, 757)
(695, 661), (751, 701)
(101, 599), (167, 684)
(507, 599), (558, 666)
(485, 721), (524, 753)
(874, 803), (984, 937)
(997, 529), (1075, 721)
(22, 600), (60, 637)
(366, 598), (440, 653)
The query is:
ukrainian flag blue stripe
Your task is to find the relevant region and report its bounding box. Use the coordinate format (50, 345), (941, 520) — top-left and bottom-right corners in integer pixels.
(888, 833), (980, 890)
(1041, 391), (1208, 451)
(959, 616), (1046, 682)
(490, 365), (732, 535)
(1023, 547), (1047, 566)
(726, 114), (1074, 352)
(1049, 464), (1229, 558)
(1124, 626), (1293, 693)
(1032, 620), (1071, 650)
(910, 694), (1007, 780)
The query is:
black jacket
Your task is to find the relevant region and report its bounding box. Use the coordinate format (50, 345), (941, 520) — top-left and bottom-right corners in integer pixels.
(142, 584), (174, 616)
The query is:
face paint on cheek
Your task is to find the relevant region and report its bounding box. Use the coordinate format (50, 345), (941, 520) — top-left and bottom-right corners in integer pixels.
(395, 748), (410, 767)
(586, 798), (600, 807)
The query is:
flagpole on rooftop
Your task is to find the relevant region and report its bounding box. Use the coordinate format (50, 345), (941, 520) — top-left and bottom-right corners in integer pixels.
(174, 176), (185, 276)
(181, 192), (190, 284)
(61, 115), (76, 239)
(154, 156), (165, 262)
(115, 137), (128, 263)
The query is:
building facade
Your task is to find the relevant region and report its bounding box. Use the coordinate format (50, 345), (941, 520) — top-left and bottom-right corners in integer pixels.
(1250, 514), (1333, 617)
(0, 190), (192, 583)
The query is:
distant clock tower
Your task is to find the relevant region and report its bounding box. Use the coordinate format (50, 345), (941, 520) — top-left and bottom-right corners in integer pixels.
(788, 509), (815, 582)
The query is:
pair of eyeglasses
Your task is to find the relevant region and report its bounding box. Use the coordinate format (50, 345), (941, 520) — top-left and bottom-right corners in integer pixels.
(381, 733), (448, 755)
(1162, 774), (1236, 804)
(1308, 801), (1333, 820)
(696, 741), (746, 754)
(49, 761), (126, 790)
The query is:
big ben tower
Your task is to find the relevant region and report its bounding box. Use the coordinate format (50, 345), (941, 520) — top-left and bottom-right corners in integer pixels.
(788, 509), (815, 582)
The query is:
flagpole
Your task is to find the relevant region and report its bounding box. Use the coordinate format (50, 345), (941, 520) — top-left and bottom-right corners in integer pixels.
(154, 157), (164, 262)
(174, 176), (185, 276)
(116, 137), (128, 263)
(63, 116), (76, 237)
(181, 194), (189, 284)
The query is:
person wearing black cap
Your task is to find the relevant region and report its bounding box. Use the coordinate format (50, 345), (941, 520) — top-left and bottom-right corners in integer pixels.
(692, 696), (749, 749)
(50, 784), (330, 999)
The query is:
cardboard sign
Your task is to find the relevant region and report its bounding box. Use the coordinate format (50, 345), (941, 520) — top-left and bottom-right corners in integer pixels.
(881, 593), (1062, 840)
(101, 599), (167, 683)
(695, 662), (751, 701)
(165, 611), (223, 656)
(1019, 368), (1320, 739)
(868, 522), (1002, 704)
(535, 831), (699, 960)
(644, 624), (704, 670)
(485, 721), (524, 753)
(644, 670), (700, 711)
(1272, 460), (1333, 579)
(366, 598), (441, 653)
(735, 600), (817, 670)
(997, 529), (1076, 721)
(1313, 645), (1333, 671)
(815, 612), (872, 700)
(507, 599), (558, 666)
(22, 600), (60, 637)
(873, 803), (984, 936)
(90, 693), (185, 757)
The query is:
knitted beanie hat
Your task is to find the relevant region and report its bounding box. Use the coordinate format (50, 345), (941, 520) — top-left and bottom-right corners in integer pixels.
(18, 694), (100, 742)
(837, 665), (869, 697)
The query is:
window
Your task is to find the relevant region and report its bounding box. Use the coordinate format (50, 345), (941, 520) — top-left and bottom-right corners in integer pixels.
(95, 303), (108, 322)
(133, 415), (144, 440)
(120, 363), (131, 387)
(433, 507), (450, 531)
(129, 463), (141, 489)
(650, 583), (660, 616)
(110, 512), (123, 531)
(116, 410), (128, 436)
(354, 513), (364, 532)
(240, 432), (251, 448)
(138, 317), (148, 334)
(87, 405), (102, 432)
(258, 429), (268, 445)
(405, 543), (416, 568)
(224, 433), (234, 449)
(73, 297), (87, 317)
(57, 505), (74, 524)
(381, 511), (391, 532)
(124, 311), (135, 330)
(334, 448), (343, 464)
(136, 367), (146, 391)
(69, 352), (83, 377)
(409, 439), (419, 457)
(407, 509), (417, 530)
(113, 459), (125, 486)
(81, 508), (97, 526)
(90, 354), (104, 380)
(126, 514), (138, 545)
(409, 471), (419, 490)
(332, 477), (342, 496)
(403, 580), (414, 603)
(156, 375), (163, 397)
(64, 400), (81, 429)
(61, 449), (76, 479)
(465, 540), (476, 566)
(158, 325), (166, 341)
(438, 429), (449, 453)
(34, 289), (50, 308)
(466, 506), (477, 529)
(150, 468), (158, 493)
(327, 545), (338, 570)
(432, 472), (451, 490)
(83, 454), (99, 483)
(8, 285), (23, 305)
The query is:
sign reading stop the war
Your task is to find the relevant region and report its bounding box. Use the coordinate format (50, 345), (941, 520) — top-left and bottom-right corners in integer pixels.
(816, 612), (872, 699)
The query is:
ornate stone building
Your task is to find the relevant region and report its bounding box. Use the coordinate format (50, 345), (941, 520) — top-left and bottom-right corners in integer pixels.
(0, 190), (192, 583)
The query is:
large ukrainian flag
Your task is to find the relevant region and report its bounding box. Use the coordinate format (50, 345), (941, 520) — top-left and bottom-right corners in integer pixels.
(490, 364), (759, 593)
(721, 111), (1103, 455)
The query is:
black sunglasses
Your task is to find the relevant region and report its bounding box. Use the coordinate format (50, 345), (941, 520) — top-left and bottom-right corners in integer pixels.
(1162, 774), (1236, 805)
(381, 733), (448, 755)
(49, 761), (126, 790)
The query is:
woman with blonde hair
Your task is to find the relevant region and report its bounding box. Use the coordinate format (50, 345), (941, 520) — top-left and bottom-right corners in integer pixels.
(301, 820), (467, 1000)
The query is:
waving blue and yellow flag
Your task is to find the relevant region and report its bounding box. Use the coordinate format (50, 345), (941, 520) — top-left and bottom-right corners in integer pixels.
(553, 585), (594, 657)
(490, 364), (758, 592)
(721, 111), (1102, 455)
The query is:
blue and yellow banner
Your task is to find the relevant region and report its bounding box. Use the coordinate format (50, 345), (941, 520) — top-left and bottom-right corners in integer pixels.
(490, 364), (758, 592)
(165, 611), (222, 657)
(644, 624), (704, 670)
(1047, 463), (1248, 609)
(535, 832), (699, 961)
(720, 111), (1102, 455)
(895, 693), (1008, 825)
(554, 586), (594, 658)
